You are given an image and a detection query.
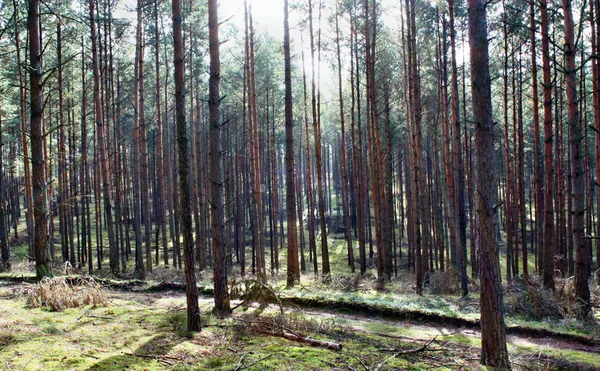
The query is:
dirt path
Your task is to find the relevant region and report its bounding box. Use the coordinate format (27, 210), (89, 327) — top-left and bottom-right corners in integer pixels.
(127, 286), (600, 363)
(3, 277), (598, 370)
(297, 307), (600, 356)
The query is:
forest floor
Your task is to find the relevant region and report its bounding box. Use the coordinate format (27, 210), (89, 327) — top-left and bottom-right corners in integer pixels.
(0, 271), (599, 371)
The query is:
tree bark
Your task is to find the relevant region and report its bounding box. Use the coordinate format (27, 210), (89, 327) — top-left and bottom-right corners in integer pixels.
(89, 0), (117, 276)
(309, 0), (330, 277)
(593, 0), (600, 286)
(540, 0), (555, 290)
(209, 0), (232, 315)
(133, 0), (145, 278)
(562, 0), (593, 323)
(335, 2), (355, 274)
(467, 0), (511, 368)
(284, 0), (300, 287)
(0, 110), (9, 270)
(172, 0), (201, 330)
(136, 1), (152, 273)
(245, 2), (266, 280)
(530, 0), (542, 281)
(300, 31), (318, 275)
(448, 0), (468, 294)
(154, 0), (168, 268)
(29, 0), (52, 280)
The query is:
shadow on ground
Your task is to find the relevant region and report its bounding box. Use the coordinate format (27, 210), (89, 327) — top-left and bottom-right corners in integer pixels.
(86, 333), (181, 370)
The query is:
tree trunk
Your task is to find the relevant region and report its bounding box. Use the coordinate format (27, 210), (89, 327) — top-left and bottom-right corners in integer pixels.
(209, 0), (231, 315)
(448, 0), (468, 294)
(154, 0), (168, 268)
(593, 0), (600, 286)
(562, 0), (593, 323)
(284, 0), (300, 287)
(300, 32), (318, 275)
(57, 23), (69, 265)
(467, 0), (511, 367)
(29, 0), (52, 280)
(308, 0), (330, 277)
(172, 0), (201, 330)
(0, 111), (8, 270)
(540, 0), (555, 290)
(335, 2), (355, 274)
(89, 0), (117, 276)
(136, 3), (152, 273)
(132, 0), (145, 278)
(245, 2), (266, 280)
(80, 37), (92, 273)
(530, 0), (542, 281)
(14, 0), (34, 262)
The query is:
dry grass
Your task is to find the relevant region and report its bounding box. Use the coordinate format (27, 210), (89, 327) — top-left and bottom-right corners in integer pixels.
(25, 276), (108, 311)
(555, 276), (600, 318)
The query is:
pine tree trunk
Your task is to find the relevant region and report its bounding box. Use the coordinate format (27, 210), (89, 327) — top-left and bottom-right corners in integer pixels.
(154, 0), (168, 268)
(562, 0), (593, 323)
(137, 4), (152, 273)
(133, 4), (145, 278)
(467, 0), (510, 367)
(209, 0), (231, 315)
(516, 47), (527, 279)
(245, 2), (266, 279)
(300, 32), (318, 275)
(29, 0), (52, 280)
(335, 2), (354, 274)
(14, 0), (34, 261)
(502, 11), (514, 281)
(172, 0), (201, 330)
(0, 110), (8, 270)
(296, 139), (306, 273)
(593, 0), (600, 286)
(269, 99), (280, 273)
(530, 0), (542, 280)
(80, 38), (92, 273)
(448, 0), (468, 294)
(308, 0), (330, 277)
(284, 0), (300, 287)
(90, 0), (117, 275)
(541, 0), (555, 290)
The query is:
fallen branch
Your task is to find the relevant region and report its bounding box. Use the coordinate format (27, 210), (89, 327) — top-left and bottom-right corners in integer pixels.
(373, 336), (437, 371)
(242, 320), (302, 338)
(233, 353), (247, 371)
(86, 314), (113, 320)
(258, 329), (342, 351)
(123, 352), (182, 365)
(233, 354), (272, 371)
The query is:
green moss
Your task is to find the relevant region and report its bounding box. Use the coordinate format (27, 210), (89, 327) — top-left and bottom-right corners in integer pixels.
(206, 357), (224, 368)
(1, 260), (599, 371)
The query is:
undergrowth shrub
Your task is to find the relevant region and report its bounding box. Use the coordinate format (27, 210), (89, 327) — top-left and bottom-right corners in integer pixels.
(555, 276), (600, 318)
(556, 276), (577, 317)
(427, 269), (460, 295)
(328, 274), (362, 292)
(504, 275), (563, 320)
(26, 276), (108, 311)
(229, 278), (283, 317)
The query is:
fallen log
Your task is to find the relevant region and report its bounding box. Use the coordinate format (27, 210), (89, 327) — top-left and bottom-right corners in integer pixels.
(258, 329), (342, 351)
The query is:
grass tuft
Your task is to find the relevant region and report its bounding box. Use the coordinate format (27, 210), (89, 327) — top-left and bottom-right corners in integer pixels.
(26, 276), (108, 311)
